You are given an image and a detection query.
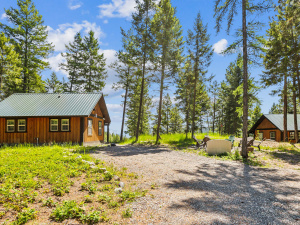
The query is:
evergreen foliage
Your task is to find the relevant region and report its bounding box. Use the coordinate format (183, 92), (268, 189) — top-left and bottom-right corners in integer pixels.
(186, 12), (213, 138)
(151, 0), (184, 144)
(81, 31), (107, 93)
(0, 32), (22, 99)
(60, 32), (84, 92)
(111, 28), (137, 141)
(45, 72), (63, 93)
(0, 0), (54, 93)
(131, 0), (156, 141)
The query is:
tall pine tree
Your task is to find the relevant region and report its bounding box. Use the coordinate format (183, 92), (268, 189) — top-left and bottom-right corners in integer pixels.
(186, 12), (213, 138)
(0, 0), (53, 93)
(152, 0), (184, 144)
(0, 32), (22, 99)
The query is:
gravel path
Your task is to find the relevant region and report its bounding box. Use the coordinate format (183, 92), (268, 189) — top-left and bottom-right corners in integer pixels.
(91, 145), (300, 225)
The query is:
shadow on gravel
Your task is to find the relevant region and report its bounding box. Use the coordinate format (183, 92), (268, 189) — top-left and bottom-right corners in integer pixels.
(93, 145), (170, 157)
(269, 151), (300, 165)
(166, 163), (300, 224)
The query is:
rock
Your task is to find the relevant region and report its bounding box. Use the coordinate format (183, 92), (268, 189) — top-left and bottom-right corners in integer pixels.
(90, 165), (97, 169)
(114, 188), (123, 194)
(113, 175), (120, 181)
(119, 182), (125, 188)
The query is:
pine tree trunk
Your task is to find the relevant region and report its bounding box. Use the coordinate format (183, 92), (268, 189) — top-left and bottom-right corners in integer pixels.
(186, 97), (190, 138)
(213, 97), (216, 133)
(156, 64), (165, 144)
(120, 73), (129, 141)
(283, 72), (288, 142)
(23, 27), (28, 93)
(293, 76), (298, 143)
(135, 1), (150, 142)
(191, 72), (197, 138)
(241, 0), (248, 158)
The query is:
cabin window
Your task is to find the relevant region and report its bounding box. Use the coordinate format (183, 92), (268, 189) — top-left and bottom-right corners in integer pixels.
(270, 131), (276, 140)
(258, 132), (263, 140)
(6, 119), (15, 132)
(98, 121), (102, 136)
(88, 119), (93, 136)
(61, 119), (70, 132)
(289, 131), (295, 140)
(50, 119), (59, 131)
(18, 119), (26, 132)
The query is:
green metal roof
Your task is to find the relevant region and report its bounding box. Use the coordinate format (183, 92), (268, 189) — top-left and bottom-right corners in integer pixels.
(249, 114), (300, 133)
(0, 93), (103, 117)
(265, 114), (300, 131)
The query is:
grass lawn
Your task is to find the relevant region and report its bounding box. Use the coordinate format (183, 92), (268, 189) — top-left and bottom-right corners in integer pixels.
(0, 144), (145, 224)
(120, 133), (228, 147)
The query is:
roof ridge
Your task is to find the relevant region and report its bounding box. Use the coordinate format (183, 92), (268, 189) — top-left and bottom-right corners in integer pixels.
(13, 93), (102, 95)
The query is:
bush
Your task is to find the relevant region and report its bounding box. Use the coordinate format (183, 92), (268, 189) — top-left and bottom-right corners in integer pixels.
(80, 211), (101, 224)
(51, 200), (84, 222)
(14, 208), (36, 225)
(97, 193), (111, 203)
(122, 208), (132, 218)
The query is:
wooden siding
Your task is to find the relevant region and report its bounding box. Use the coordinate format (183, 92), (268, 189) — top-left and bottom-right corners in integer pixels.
(255, 129), (282, 142)
(256, 118), (277, 130)
(83, 116), (104, 143)
(0, 117), (81, 144)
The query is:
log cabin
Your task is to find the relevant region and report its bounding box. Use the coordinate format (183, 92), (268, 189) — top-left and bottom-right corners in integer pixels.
(0, 93), (111, 145)
(249, 114), (300, 143)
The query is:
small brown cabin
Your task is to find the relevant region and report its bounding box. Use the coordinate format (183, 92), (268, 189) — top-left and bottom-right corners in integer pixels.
(249, 114), (300, 143)
(0, 93), (111, 145)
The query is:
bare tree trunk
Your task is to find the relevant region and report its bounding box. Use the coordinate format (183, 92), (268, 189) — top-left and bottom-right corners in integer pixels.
(213, 97), (216, 133)
(135, 3), (149, 142)
(293, 76), (298, 143)
(156, 64), (165, 144)
(241, 0), (249, 158)
(120, 74), (129, 141)
(283, 72), (288, 142)
(191, 72), (197, 138)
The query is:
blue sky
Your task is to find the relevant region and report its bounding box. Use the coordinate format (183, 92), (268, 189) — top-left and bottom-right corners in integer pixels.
(0, 0), (280, 134)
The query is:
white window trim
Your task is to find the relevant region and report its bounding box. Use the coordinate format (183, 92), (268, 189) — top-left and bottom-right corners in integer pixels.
(61, 119), (70, 132)
(98, 121), (102, 136)
(7, 119), (15, 132)
(88, 119), (93, 136)
(289, 131), (295, 139)
(18, 119), (26, 132)
(270, 131), (276, 140)
(50, 119), (59, 132)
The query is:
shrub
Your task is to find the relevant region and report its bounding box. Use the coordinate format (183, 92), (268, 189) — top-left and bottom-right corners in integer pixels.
(97, 194), (111, 204)
(51, 200), (84, 222)
(103, 171), (113, 181)
(84, 195), (93, 203)
(122, 208), (132, 218)
(80, 211), (101, 224)
(119, 190), (139, 202)
(14, 208), (36, 225)
(42, 197), (56, 208)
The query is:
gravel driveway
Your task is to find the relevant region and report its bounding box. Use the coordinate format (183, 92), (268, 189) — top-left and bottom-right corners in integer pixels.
(92, 145), (300, 225)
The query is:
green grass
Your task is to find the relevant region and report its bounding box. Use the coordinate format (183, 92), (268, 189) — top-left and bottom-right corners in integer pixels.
(0, 144), (144, 224)
(120, 133), (229, 148)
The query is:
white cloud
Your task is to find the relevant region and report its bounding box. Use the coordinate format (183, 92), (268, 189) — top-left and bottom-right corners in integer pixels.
(103, 20), (109, 24)
(1, 13), (7, 20)
(98, 0), (136, 19)
(213, 39), (228, 55)
(46, 53), (68, 76)
(68, 0), (83, 10)
(107, 104), (123, 113)
(47, 21), (104, 52)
